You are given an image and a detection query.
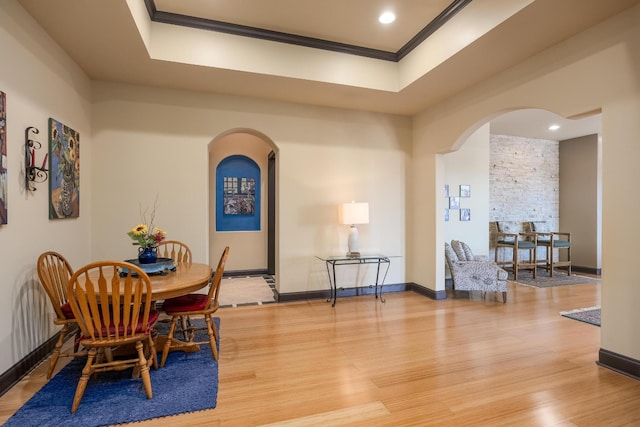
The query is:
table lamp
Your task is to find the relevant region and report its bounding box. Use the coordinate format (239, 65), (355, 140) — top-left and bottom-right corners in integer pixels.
(339, 201), (369, 258)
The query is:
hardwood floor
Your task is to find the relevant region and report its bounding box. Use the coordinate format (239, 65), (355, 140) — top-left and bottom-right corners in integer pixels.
(2, 278), (640, 426)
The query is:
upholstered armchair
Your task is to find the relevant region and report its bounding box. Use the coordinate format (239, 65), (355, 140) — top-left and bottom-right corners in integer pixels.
(445, 241), (508, 303)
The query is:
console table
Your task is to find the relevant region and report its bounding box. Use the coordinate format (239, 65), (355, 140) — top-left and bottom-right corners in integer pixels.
(317, 255), (391, 306)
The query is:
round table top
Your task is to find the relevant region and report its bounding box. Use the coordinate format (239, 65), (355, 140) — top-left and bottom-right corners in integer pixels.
(148, 262), (213, 300)
(75, 262), (213, 301)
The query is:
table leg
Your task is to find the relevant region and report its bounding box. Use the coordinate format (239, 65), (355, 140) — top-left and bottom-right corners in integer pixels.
(324, 261), (338, 306)
(155, 335), (200, 353)
(374, 259), (386, 303)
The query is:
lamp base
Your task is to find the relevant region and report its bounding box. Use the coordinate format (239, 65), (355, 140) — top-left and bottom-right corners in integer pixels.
(346, 251), (361, 258)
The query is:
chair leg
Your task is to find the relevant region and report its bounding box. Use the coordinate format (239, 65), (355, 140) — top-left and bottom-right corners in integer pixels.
(71, 348), (96, 413)
(213, 321), (219, 342)
(47, 324), (68, 379)
(186, 316), (195, 342)
(502, 291), (507, 303)
(512, 247), (518, 281)
(204, 315), (218, 361)
(161, 316), (178, 368)
(73, 327), (81, 353)
(147, 334), (158, 370)
(136, 341), (153, 399)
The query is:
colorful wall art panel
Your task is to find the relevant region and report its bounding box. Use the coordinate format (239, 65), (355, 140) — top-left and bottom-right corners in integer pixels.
(48, 118), (79, 219)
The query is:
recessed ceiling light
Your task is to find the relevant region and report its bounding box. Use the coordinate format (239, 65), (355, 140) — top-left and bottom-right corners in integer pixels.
(548, 124), (560, 131)
(379, 11), (396, 24)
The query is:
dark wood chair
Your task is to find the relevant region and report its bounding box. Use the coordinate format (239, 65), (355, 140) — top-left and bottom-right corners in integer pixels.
(530, 221), (571, 276)
(494, 221), (538, 280)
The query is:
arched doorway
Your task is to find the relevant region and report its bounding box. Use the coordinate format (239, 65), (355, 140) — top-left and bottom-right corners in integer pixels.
(442, 108), (601, 275)
(208, 129), (278, 278)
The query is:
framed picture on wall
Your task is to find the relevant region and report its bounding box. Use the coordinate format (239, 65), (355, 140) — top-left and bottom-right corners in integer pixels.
(460, 184), (471, 197)
(449, 197), (460, 209)
(460, 208), (471, 221)
(444, 184), (449, 198)
(444, 208), (449, 222)
(49, 118), (80, 219)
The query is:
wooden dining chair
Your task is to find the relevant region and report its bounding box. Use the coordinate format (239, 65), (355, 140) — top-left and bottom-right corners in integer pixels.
(160, 246), (229, 367)
(67, 260), (159, 413)
(36, 251), (83, 379)
(157, 240), (192, 265)
(156, 240), (193, 338)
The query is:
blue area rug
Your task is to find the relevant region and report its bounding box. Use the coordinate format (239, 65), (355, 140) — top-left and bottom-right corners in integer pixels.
(4, 318), (219, 426)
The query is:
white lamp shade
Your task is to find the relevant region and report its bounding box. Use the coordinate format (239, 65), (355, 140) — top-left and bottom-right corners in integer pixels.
(339, 202), (369, 225)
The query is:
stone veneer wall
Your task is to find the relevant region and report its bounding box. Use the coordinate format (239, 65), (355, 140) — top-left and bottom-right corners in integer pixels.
(490, 134), (559, 261)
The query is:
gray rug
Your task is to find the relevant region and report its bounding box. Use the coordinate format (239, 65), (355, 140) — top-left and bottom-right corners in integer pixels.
(561, 306), (601, 326)
(510, 269), (600, 288)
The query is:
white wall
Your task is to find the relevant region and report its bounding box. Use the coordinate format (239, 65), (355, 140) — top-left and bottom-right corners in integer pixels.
(443, 124), (491, 256)
(410, 5), (640, 360)
(0, 1), (92, 373)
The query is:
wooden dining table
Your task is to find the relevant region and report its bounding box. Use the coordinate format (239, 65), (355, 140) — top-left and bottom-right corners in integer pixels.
(146, 262), (213, 300)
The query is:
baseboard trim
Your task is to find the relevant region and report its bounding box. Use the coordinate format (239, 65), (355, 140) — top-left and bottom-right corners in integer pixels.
(597, 348), (640, 381)
(572, 266), (602, 276)
(409, 282), (448, 300)
(224, 269), (268, 277)
(0, 331), (63, 398)
(277, 282), (445, 302)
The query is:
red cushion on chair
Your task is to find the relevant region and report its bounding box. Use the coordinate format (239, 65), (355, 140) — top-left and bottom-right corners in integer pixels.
(60, 302), (75, 319)
(81, 309), (160, 339)
(161, 294), (209, 313)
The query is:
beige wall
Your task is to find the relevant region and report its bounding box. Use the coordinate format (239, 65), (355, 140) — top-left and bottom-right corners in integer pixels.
(443, 124), (491, 256)
(0, 1), (92, 372)
(560, 134), (601, 270)
(410, 5), (640, 359)
(90, 82), (411, 295)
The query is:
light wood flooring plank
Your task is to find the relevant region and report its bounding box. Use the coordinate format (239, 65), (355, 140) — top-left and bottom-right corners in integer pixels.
(1, 279), (640, 426)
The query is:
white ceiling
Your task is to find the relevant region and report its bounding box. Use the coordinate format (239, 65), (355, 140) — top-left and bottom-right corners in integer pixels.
(17, 0), (635, 139)
(490, 109), (602, 141)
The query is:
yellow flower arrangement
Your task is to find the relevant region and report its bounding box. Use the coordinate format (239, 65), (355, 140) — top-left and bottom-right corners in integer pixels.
(127, 197), (167, 249)
(127, 223), (167, 249)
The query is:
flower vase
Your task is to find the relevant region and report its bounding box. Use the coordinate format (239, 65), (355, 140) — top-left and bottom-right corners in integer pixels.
(138, 247), (158, 264)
